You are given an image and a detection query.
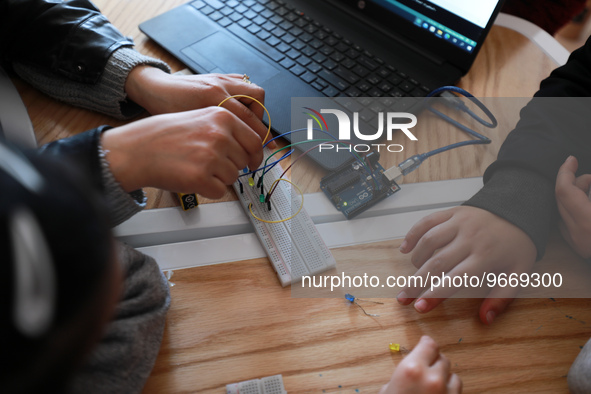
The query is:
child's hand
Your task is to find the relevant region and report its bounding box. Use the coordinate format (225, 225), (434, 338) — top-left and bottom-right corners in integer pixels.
(379, 336), (461, 394)
(556, 156), (591, 258)
(398, 206), (537, 325)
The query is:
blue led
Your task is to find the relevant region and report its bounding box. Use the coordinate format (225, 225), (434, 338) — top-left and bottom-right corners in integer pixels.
(345, 293), (355, 302)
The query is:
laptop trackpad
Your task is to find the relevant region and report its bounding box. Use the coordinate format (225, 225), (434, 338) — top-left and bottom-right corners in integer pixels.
(181, 32), (280, 84)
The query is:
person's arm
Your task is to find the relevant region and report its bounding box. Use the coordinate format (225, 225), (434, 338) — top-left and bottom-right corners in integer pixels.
(39, 104), (265, 224)
(12, 48), (170, 120)
(37, 126), (146, 227)
(399, 37), (591, 323)
(1, 0), (273, 143)
(0, 0), (133, 83)
(467, 36), (591, 256)
(555, 156), (591, 259)
(0, 0), (171, 119)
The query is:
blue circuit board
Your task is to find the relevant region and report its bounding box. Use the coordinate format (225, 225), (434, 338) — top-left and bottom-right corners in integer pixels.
(320, 152), (400, 219)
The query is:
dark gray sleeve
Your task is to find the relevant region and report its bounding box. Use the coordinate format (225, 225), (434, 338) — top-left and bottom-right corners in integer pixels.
(98, 144), (146, 227)
(463, 167), (557, 260)
(461, 38), (591, 260)
(66, 242), (171, 394)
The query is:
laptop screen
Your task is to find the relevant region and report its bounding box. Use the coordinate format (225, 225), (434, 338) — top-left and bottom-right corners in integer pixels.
(336, 0), (504, 72)
(372, 0), (501, 54)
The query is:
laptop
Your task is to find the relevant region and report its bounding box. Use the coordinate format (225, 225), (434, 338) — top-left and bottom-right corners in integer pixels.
(140, 0), (504, 169)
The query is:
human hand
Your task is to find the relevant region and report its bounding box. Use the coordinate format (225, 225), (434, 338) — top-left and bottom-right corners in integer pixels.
(397, 206), (537, 325)
(556, 156), (591, 258)
(125, 66), (274, 147)
(379, 336), (461, 394)
(101, 107), (263, 199)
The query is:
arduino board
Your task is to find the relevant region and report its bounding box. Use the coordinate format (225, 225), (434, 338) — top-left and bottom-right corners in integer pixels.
(320, 151), (401, 219)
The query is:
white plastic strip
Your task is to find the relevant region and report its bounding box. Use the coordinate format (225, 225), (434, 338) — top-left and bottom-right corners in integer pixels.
(125, 178), (484, 271)
(137, 207), (447, 271)
(494, 12), (569, 66)
(116, 177), (483, 246)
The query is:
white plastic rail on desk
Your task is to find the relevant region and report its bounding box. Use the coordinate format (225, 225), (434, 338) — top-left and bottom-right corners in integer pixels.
(115, 177), (483, 272)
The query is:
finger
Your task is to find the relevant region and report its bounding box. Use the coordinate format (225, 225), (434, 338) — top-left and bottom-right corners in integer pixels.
(213, 157), (241, 185)
(431, 354), (451, 376)
(223, 98), (273, 148)
(406, 335), (440, 366)
(199, 176), (228, 199)
(574, 174), (591, 194)
(224, 77), (265, 119)
(447, 373), (462, 394)
(558, 219), (578, 251)
(237, 85), (266, 120)
(399, 241), (470, 304)
(411, 255), (487, 313)
(223, 138), (251, 172)
(555, 156), (591, 238)
(410, 225), (461, 269)
(220, 76), (272, 146)
(556, 192), (591, 237)
(224, 112), (264, 170)
(555, 156), (590, 212)
(401, 210), (454, 254)
(479, 286), (518, 325)
(378, 383), (389, 394)
(226, 73), (244, 79)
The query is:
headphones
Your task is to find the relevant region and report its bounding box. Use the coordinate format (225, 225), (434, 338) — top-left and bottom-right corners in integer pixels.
(0, 141), (56, 338)
(0, 64), (56, 338)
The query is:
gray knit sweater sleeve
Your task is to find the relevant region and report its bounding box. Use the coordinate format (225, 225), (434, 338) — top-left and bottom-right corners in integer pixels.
(98, 144), (146, 227)
(66, 242), (171, 394)
(12, 47), (170, 119)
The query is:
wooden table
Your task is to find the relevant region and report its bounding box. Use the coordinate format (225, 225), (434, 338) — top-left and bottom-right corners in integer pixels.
(17, 1), (591, 392)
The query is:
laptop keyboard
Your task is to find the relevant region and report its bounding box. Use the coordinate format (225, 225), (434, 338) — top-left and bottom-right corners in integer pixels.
(191, 0), (433, 101)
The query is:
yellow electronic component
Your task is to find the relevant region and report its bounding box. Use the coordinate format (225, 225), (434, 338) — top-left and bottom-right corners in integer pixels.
(177, 193), (199, 211)
(389, 343), (400, 352)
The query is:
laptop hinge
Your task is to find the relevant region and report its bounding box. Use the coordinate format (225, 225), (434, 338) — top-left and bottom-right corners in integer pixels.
(325, 0), (445, 66)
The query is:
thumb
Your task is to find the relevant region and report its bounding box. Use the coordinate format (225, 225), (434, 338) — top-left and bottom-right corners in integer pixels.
(561, 155), (579, 174)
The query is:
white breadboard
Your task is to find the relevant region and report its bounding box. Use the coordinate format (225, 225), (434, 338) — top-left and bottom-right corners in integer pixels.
(232, 148), (336, 286)
(226, 374), (287, 394)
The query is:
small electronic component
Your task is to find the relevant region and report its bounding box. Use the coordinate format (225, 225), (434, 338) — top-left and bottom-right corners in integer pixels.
(320, 151), (401, 219)
(345, 293), (383, 317)
(226, 374), (287, 394)
(177, 192), (199, 211)
(389, 343), (400, 352)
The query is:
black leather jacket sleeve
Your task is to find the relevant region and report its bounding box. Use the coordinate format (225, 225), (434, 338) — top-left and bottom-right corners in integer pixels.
(0, 0), (134, 84)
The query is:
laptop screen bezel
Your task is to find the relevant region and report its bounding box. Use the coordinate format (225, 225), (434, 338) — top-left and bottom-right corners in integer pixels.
(333, 0), (506, 74)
